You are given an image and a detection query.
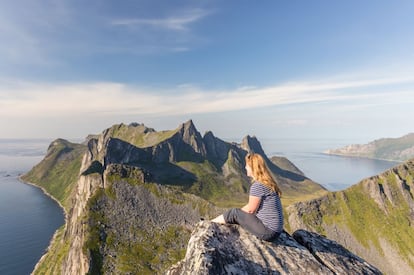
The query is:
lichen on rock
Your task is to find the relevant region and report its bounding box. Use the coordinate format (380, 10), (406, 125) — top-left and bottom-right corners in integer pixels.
(167, 221), (381, 275)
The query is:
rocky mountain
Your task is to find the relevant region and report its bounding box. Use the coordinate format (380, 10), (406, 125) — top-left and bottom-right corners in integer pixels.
(22, 120), (326, 274)
(167, 221), (381, 274)
(286, 158), (414, 275)
(242, 135), (326, 202)
(325, 133), (414, 161)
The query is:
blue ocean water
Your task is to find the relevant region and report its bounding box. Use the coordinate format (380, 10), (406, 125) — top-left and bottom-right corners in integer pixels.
(260, 138), (400, 191)
(0, 137), (401, 274)
(0, 139), (64, 275)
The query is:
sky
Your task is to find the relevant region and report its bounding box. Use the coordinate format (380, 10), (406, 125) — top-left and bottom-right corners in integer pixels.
(1, 0), (414, 145)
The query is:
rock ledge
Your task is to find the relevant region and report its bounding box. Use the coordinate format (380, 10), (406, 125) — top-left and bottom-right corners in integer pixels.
(167, 221), (381, 275)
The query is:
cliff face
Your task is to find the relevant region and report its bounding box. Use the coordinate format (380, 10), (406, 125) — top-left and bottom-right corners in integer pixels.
(286, 159), (414, 275)
(62, 147), (104, 275)
(27, 120), (326, 274)
(167, 221), (381, 275)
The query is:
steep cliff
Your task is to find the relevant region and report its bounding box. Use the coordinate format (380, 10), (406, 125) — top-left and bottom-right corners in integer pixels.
(167, 221), (381, 274)
(25, 120), (326, 274)
(286, 158), (414, 275)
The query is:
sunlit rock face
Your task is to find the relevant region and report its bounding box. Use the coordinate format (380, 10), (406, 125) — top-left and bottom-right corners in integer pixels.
(167, 221), (381, 275)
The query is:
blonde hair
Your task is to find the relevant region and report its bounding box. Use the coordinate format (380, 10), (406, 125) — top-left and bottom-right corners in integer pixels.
(245, 153), (282, 197)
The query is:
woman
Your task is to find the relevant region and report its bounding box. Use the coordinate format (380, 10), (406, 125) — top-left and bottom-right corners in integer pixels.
(212, 153), (283, 241)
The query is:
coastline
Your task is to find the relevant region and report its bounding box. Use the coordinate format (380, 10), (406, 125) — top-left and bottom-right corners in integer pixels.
(18, 176), (68, 275)
(322, 152), (404, 163)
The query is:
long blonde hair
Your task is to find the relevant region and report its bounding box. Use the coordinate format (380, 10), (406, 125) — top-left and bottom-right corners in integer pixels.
(245, 153), (282, 197)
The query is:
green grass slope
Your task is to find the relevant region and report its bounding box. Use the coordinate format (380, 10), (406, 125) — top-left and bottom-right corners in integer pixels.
(84, 168), (220, 274)
(107, 123), (178, 148)
(21, 138), (86, 210)
(287, 158), (414, 273)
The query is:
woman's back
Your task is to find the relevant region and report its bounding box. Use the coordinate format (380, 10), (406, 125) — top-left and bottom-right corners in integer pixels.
(250, 182), (284, 233)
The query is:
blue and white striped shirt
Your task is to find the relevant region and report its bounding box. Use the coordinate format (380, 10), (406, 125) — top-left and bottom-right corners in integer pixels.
(250, 182), (284, 233)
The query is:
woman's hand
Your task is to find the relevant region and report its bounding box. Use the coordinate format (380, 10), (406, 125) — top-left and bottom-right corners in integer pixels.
(241, 196), (261, 214)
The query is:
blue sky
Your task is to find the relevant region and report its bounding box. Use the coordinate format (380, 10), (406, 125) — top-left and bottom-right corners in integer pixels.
(1, 0), (414, 145)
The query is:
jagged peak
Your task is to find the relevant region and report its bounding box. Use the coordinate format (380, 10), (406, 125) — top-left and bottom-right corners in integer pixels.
(241, 135), (266, 156)
(203, 130), (214, 139)
(178, 119), (199, 135)
(177, 120), (204, 144)
(184, 119), (195, 127)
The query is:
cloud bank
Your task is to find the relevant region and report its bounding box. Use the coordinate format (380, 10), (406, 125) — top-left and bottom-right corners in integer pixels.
(1, 75), (413, 119)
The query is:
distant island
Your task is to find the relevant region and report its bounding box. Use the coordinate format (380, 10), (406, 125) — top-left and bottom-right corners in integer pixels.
(325, 133), (414, 162)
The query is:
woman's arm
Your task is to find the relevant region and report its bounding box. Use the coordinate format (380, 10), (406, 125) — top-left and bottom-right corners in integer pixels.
(241, 195), (261, 214)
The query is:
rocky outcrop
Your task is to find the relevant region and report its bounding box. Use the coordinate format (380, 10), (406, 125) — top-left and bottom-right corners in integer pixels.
(286, 159), (414, 275)
(203, 131), (234, 168)
(178, 119), (207, 156)
(241, 135), (266, 156)
(167, 221), (381, 275)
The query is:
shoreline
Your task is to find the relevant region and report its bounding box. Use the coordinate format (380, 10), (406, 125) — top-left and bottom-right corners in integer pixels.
(321, 152), (404, 163)
(18, 176), (68, 275)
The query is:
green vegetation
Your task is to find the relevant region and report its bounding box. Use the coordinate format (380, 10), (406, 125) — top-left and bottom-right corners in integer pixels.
(33, 226), (71, 275)
(177, 160), (247, 208)
(83, 180), (194, 274)
(105, 173), (219, 218)
(25, 122), (339, 274)
(114, 226), (189, 274)
(21, 139), (86, 210)
(84, 189), (106, 274)
(328, 133), (414, 161)
(297, 164), (414, 269)
(109, 123), (178, 148)
(282, 184), (328, 207)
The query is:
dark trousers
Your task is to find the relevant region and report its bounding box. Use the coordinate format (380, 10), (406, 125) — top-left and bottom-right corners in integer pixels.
(223, 208), (280, 241)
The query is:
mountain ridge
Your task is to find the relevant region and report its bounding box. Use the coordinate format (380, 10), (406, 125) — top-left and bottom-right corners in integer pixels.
(22, 120), (326, 274)
(286, 158), (414, 274)
(325, 133), (414, 161)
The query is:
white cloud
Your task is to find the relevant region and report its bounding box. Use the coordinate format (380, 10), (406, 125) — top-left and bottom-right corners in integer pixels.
(1, 76), (413, 119)
(111, 9), (209, 31)
(0, 2), (210, 68)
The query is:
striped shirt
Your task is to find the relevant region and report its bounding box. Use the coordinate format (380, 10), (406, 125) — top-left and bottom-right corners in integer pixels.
(250, 181), (284, 233)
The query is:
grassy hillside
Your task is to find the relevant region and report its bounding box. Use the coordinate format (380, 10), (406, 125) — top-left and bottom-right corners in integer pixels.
(32, 226), (70, 275)
(21, 139), (86, 210)
(287, 158), (414, 273)
(108, 123), (178, 148)
(84, 168), (220, 274)
(177, 160), (249, 208)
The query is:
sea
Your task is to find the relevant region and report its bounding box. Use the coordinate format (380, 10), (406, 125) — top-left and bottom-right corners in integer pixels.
(0, 138), (400, 274)
(260, 138), (400, 190)
(0, 139), (64, 275)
